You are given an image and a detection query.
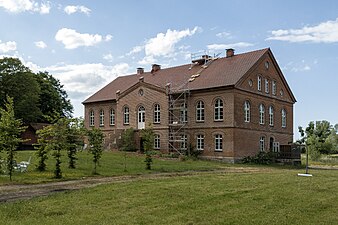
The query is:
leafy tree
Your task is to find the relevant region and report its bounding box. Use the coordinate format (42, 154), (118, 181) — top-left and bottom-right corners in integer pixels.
(120, 128), (136, 151)
(87, 128), (104, 174)
(0, 96), (26, 181)
(35, 125), (52, 171)
(140, 127), (154, 170)
(65, 118), (85, 169)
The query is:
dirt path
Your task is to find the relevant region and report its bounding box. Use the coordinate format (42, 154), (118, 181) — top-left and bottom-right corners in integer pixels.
(0, 167), (266, 203)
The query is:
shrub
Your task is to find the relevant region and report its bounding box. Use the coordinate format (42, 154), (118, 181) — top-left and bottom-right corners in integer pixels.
(242, 151), (279, 165)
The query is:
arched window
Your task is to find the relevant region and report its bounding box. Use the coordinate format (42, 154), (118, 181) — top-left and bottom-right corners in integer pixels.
(257, 75), (262, 91)
(180, 103), (187, 123)
(272, 80), (277, 95)
(89, 110), (94, 126)
(154, 134), (160, 149)
(99, 110), (104, 126)
(214, 98), (223, 121)
(269, 106), (274, 126)
(110, 109), (115, 126)
(153, 104), (160, 123)
(196, 100), (205, 122)
(138, 106), (145, 129)
(123, 106), (130, 125)
(265, 78), (269, 93)
(282, 109), (287, 128)
(196, 134), (204, 150)
(259, 136), (265, 152)
(244, 101), (250, 122)
(259, 104), (265, 125)
(215, 134), (223, 151)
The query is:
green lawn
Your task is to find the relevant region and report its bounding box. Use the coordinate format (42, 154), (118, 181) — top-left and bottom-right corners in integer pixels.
(0, 150), (228, 184)
(1, 168), (338, 225)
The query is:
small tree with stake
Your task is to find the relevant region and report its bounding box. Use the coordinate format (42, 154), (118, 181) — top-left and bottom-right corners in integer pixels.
(87, 127), (104, 174)
(140, 126), (154, 170)
(0, 96), (26, 181)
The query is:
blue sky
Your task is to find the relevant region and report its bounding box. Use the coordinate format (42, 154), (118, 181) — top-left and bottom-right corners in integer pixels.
(1, 0), (338, 139)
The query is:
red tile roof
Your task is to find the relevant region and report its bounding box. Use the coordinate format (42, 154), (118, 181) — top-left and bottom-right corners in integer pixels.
(83, 48), (269, 104)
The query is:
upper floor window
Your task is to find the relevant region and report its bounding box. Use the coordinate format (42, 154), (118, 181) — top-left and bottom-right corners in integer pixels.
(259, 104), (265, 125)
(259, 136), (265, 152)
(269, 106), (274, 126)
(99, 110), (104, 126)
(281, 109), (287, 128)
(244, 101), (250, 123)
(214, 98), (224, 121)
(196, 100), (205, 122)
(180, 103), (188, 123)
(196, 134), (204, 150)
(180, 134), (187, 150)
(154, 134), (160, 149)
(89, 110), (94, 126)
(123, 106), (130, 125)
(272, 80), (277, 95)
(265, 78), (269, 93)
(110, 109), (115, 126)
(257, 75), (262, 91)
(215, 134), (223, 151)
(154, 104), (161, 123)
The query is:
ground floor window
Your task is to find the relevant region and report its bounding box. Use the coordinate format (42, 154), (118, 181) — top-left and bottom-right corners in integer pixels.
(180, 134), (187, 150)
(215, 134), (223, 151)
(197, 134), (204, 150)
(259, 136), (265, 152)
(154, 134), (160, 149)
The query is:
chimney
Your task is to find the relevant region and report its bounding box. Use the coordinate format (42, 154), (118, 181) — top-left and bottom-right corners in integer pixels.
(137, 67), (144, 75)
(226, 48), (235, 58)
(151, 64), (161, 73)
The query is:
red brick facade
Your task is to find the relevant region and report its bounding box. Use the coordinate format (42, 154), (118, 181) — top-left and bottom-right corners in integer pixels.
(83, 48), (296, 162)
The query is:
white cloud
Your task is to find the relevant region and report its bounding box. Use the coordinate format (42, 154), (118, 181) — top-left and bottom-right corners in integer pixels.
(34, 41), (47, 49)
(0, 0), (51, 14)
(103, 53), (113, 62)
(207, 42), (254, 51)
(0, 40), (17, 53)
(127, 45), (144, 56)
(283, 60), (311, 72)
(64, 5), (91, 15)
(267, 18), (338, 43)
(55, 28), (112, 49)
(216, 32), (231, 39)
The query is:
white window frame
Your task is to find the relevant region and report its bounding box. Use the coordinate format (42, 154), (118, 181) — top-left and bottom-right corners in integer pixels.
(259, 136), (265, 152)
(196, 134), (204, 150)
(154, 104), (161, 123)
(282, 109), (287, 128)
(259, 104), (265, 125)
(257, 75), (262, 91)
(180, 134), (187, 150)
(272, 80), (277, 95)
(196, 101), (205, 122)
(214, 98), (223, 121)
(215, 134), (223, 151)
(123, 106), (130, 125)
(154, 134), (160, 149)
(244, 101), (250, 123)
(99, 110), (104, 126)
(269, 106), (274, 126)
(89, 110), (94, 126)
(180, 103), (188, 123)
(110, 109), (115, 126)
(265, 78), (269, 93)
(273, 142), (280, 152)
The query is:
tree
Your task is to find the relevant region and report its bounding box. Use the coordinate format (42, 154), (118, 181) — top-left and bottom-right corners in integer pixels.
(35, 125), (52, 171)
(65, 118), (85, 169)
(0, 96), (26, 181)
(87, 128), (104, 174)
(120, 128), (136, 151)
(140, 126), (154, 170)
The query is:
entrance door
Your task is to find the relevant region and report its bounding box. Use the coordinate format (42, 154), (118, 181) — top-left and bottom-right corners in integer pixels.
(138, 106), (145, 129)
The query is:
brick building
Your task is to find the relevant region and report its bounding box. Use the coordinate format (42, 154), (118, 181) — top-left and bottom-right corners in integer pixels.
(83, 48), (296, 162)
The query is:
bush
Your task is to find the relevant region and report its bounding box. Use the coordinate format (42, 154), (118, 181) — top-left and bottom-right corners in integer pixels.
(242, 151), (279, 165)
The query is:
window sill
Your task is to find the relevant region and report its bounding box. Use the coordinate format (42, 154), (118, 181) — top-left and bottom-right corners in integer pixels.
(214, 119), (224, 122)
(196, 121), (205, 123)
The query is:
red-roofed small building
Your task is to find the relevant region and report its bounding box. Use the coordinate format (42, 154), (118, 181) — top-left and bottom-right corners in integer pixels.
(83, 48), (297, 163)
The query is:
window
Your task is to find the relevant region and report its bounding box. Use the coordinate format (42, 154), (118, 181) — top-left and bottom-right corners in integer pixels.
(215, 134), (223, 151)
(214, 98), (223, 121)
(180, 103), (188, 123)
(281, 109), (287, 128)
(153, 104), (161, 123)
(272, 80), (277, 95)
(196, 134), (204, 150)
(259, 136), (265, 152)
(154, 134), (160, 149)
(180, 134), (187, 150)
(196, 100), (205, 122)
(99, 110), (104, 126)
(123, 106), (130, 125)
(269, 106), (274, 126)
(110, 109), (115, 126)
(89, 110), (94, 126)
(257, 75), (262, 91)
(259, 104), (265, 125)
(244, 101), (250, 122)
(265, 78), (269, 93)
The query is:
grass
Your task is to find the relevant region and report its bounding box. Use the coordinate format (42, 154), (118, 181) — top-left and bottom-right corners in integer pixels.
(0, 150), (228, 184)
(1, 168), (338, 224)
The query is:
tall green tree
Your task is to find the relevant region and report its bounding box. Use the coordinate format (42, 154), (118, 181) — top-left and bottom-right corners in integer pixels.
(0, 96), (26, 181)
(87, 128), (104, 174)
(140, 127), (154, 170)
(65, 118), (85, 169)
